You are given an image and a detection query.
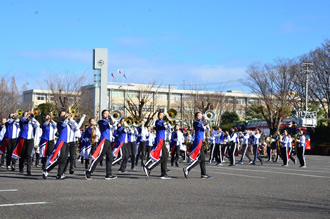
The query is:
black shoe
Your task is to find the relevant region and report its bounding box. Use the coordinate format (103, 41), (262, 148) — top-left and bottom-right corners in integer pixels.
(105, 175), (117, 180)
(228, 164), (235, 166)
(171, 163), (174, 167)
(142, 164), (150, 178)
(42, 171), (48, 180)
(56, 175), (61, 179)
(85, 171), (91, 180)
(19, 170), (24, 175)
(160, 175), (171, 179)
(175, 162), (179, 167)
(166, 168), (171, 172)
(183, 168), (189, 178)
(69, 170), (74, 174)
(201, 175), (212, 179)
(120, 170), (128, 173)
(26, 172), (32, 176)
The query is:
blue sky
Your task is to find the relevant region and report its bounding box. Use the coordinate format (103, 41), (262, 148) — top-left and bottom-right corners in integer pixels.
(0, 0), (329, 92)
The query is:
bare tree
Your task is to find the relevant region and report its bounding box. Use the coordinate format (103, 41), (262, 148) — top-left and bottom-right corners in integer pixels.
(243, 58), (299, 134)
(0, 76), (21, 118)
(44, 72), (91, 112)
(124, 82), (161, 126)
(295, 39), (330, 125)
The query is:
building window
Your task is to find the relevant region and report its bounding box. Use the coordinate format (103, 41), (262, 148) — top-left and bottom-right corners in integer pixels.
(248, 99), (259, 105)
(226, 97), (234, 104)
(112, 90), (124, 98)
(236, 98), (246, 105)
(36, 93), (45, 101)
(170, 94), (181, 101)
(127, 91), (139, 99)
(156, 93), (168, 101)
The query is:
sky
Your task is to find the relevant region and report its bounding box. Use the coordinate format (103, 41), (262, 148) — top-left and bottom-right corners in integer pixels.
(0, 0), (329, 93)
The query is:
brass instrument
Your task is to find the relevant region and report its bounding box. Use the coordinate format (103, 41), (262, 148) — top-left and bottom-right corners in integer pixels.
(91, 126), (96, 145)
(16, 109), (24, 119)
(169, 120), (176, 128)
(50, 111), (59, 118)
(68, 106), (80, 120)
(133, 118), (141, 127)
(111, 110), (122, 122)
(166, 108), (177, 121)
(32, 107), (40, 116)
(205, 110), (215, 121)
(124, 117), (133, 127)
(277, 135), (281, 157)
(294, 134), (298, 155)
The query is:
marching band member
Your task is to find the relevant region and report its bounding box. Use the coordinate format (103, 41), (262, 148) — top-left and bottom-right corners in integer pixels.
(265, 135), (272, 162)
(213, 127), (224, 166)
(296, 129), (306, 168)
(112, 119), (128, 172)
(145, 126), (152, 160)
(239, 131), (252, 164)
(0, 114), (20, 171)
(280, 130), (289, 167)
(42, 111), (69, 179)
(251, 129), (263, 165)
(275, 131), (281, 162)
(170, 124), (181, 167)
(183, 112), (211, 179)
(0, 118), (6, 167)
(85, 110), (117, 180)
(127, 126), (138, 170)
(12, 111), (40, 175)
(208, 128), (216, 164)
(40, 115), (57, 170)
(227, 127), (238, 166)
(82, 119), (100, 170)
(64, 113), (86, 174)
(142, 112), (171, 179)
(288, 134), (296, 164)
(136, 121), (148, 167)
(222, 131), (229, 163)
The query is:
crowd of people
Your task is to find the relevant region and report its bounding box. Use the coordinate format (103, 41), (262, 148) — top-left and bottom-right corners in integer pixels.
(0, 109), (307, 180)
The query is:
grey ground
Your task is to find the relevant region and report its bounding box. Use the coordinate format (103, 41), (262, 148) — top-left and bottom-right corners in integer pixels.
(0, 155), (329, 219)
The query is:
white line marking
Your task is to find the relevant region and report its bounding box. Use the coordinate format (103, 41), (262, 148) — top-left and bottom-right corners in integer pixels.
(216, 167), (330, 179)
(0, 189), (18, 192)
(0, 202), (50, 207)
(206, 170), (265, 179)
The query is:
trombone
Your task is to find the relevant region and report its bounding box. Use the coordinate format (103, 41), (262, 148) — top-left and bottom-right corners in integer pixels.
(16, 109), (24, 119)
(32, 107), (41, 116)
(50, 111), (59, 118)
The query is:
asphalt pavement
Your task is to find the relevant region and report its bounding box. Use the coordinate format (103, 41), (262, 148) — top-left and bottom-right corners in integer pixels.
(0, 155), (329, 218)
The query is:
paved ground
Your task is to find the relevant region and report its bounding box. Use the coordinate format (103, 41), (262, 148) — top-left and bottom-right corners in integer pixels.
(0, 155), (329, 218)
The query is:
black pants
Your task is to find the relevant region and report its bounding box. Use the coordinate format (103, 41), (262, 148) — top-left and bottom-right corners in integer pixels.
(240, 144), (252, 163)
(252, 144), (263, 164)
(0, 150), (4, 165)
(41, 140), (55, 169)
(208, 143), (215, 162)
(288, 147), (295, 164)
(146, 144), (168, 176)
(146, 146), (152, 160)
(136, 141), (146, 166)
(119, 143), (129, 171)
(186, 145), (206, 176)
(6, 138), (17, 167)
(128, 141), (136, 169)
(171, 145), (180, 165)
(46, 142), (68, 176)
(280, 147), (288, 165)
(19, 139), (34, 173)
(35, 152), (40, 166)
(297, 146), (306, 166)
(64, 142), (76, 173)
(229, 143), (237, 165)
(88, 139), (113, 177)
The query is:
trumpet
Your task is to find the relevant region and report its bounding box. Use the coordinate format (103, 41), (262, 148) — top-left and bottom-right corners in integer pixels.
(124, 117), (133, 127)
(69, 106), (79, 115)
(50, 111), (59, 118)
(165, 108), (177, 121)
(111, 110), (122, 122)
(133, 118), (141, 127)
(32, 107), (40, 116)
(16, 109), (24, 118)
(205, 110), (215, 121)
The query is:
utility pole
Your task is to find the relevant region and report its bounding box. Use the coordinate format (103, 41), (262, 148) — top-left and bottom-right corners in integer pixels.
(302, 62), (313, 112)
